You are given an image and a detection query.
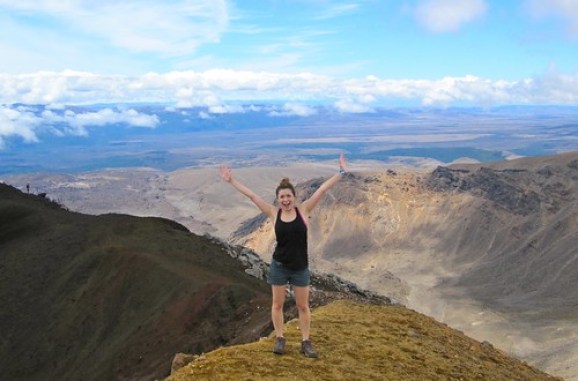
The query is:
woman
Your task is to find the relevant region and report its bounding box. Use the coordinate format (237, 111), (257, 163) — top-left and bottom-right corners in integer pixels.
(219, 154), (347, 358)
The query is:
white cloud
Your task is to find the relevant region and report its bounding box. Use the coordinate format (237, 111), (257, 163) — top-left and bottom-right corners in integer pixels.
(268, 103), (318, 117)
(70, 109), (159, 129)
(0, 106), (41, 148)
(334, 99), (373, 113)
(56, 108), (159, 135)
(207, 104), (246, 114)
(0, 0), (230, 56)
(526, 0), (578, 38)
(415, 0), (487, 33)
(0, 105), (159, 148)
(199, 111), (212, 119)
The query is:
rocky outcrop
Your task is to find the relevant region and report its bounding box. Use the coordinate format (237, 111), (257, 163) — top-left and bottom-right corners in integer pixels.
(208, 235), (393, 307)
(228, 214), (268, 243)
(428, 166), (550, 215)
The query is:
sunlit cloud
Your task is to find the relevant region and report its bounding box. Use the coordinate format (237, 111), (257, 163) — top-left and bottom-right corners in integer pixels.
(415, 0), (487, 33)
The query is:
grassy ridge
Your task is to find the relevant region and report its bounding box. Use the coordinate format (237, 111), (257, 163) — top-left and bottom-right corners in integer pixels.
(168, 300), (561, 381)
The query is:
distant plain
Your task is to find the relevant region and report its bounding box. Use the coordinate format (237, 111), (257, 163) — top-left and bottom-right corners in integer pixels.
(2, 105), (578, 176)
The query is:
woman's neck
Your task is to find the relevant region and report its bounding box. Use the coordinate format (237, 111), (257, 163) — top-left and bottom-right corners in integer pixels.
(280, 207), (297, 221)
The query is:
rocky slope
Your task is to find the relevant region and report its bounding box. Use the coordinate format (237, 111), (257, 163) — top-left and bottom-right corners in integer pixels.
(426, 154), (578, 315)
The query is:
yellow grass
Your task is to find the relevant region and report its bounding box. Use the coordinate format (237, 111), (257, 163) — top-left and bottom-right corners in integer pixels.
(168, 300), (560, 381)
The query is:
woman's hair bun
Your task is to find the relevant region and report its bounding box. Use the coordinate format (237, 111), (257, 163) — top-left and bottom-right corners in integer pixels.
(276, 177), (296, 196)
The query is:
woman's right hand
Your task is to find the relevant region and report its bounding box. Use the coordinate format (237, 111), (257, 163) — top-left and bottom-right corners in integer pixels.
(219, 164), (233, 182)
(339, 153), (346, 172)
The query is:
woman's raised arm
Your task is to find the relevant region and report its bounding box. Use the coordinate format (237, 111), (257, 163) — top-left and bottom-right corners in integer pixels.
(219, 165), (277, 220)
(300, 154), (346, 214)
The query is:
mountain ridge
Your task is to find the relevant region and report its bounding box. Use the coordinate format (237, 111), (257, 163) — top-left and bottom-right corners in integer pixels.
(0, 183), (273, 380)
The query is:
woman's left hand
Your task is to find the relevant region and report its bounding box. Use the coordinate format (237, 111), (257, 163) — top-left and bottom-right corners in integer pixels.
(219, 164), (233, 182)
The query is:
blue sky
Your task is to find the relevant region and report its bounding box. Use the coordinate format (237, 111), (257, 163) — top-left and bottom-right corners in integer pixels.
(1, 0), (577, 79)
(0, 1), (578, 119)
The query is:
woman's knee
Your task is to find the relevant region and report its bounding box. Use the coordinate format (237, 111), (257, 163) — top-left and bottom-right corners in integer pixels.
(271, 285), (286, 311)
(296, 300), (310, 313)
(271, 301), (284, 312)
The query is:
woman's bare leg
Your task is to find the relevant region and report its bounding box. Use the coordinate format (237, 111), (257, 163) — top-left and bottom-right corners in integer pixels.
(293, 285), (311, 340)
(271, 285), (286, 337)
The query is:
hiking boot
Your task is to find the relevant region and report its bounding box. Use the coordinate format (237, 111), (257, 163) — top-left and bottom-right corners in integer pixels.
(300, 339), (318, 358)
(273, 337), (286, 355)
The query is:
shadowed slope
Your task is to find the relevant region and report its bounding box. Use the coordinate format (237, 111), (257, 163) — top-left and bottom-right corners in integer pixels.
(168, 300), (561, 381)
(426, 152), (578, 315)
(0, 184), (271, 381)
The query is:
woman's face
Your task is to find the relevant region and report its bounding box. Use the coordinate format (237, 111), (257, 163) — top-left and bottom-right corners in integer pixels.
(277, 188), (295, 211)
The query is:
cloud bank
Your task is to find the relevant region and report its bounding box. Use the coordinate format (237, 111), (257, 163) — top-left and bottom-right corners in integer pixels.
(1, 69), (578, 109)
(2, 68), (577, 149)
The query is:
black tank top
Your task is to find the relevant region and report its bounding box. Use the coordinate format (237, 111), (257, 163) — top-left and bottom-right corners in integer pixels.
(273, 207), (308, 270)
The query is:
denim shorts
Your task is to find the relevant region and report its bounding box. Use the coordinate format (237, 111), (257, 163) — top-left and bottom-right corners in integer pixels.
(267, 259), (310, 287)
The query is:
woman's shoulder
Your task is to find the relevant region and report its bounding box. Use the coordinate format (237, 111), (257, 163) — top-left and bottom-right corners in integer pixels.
(296, 206), (309, 227)
(263, 207), (280, 222)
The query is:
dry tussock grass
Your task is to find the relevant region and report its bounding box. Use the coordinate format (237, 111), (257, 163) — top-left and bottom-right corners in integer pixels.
(168, 300), (561, 381)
